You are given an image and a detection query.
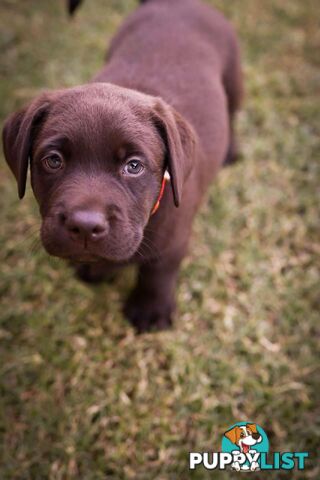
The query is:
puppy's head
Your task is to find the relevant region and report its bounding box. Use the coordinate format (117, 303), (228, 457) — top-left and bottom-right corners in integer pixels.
(224, 424), (262, 453)
(2, 83), (195, 263)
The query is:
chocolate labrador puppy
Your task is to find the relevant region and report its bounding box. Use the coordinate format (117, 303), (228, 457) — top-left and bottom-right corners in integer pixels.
(2, 0), (242, 332)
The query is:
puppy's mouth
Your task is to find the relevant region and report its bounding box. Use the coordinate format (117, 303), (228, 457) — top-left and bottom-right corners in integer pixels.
(66, 254), (101, 264)
(241, 443), (250, 454)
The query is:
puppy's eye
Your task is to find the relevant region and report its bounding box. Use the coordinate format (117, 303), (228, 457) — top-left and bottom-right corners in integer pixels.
(123, 159), (144, 175)
(240, 433), (245, 438)
(42, 154), (64, 172)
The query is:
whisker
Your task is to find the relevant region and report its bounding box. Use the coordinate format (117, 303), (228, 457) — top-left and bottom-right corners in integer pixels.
(136, 237), (162, 263)
(29, 237), (42, 256)
(12, 229), (40, 250)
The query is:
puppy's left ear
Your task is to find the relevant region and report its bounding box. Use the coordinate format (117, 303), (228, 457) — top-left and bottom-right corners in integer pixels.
(152, 99), (197, 207)
(2, 96), (51, 199)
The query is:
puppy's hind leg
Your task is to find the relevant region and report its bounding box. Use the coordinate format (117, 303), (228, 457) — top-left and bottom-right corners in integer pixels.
(223, 32), (244, 165)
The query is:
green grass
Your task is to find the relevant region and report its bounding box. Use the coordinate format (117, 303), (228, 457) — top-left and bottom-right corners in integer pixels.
(0, 0), (319, 478)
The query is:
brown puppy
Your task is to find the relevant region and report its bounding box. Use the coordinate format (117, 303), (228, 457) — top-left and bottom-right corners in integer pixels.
(2, 0), (243, 332)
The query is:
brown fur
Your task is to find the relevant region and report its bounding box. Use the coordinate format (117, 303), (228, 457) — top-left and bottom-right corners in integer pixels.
(2, 0), (243, 332)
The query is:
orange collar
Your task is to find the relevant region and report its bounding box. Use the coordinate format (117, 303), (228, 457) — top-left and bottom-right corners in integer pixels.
(151, 170), (170, 215)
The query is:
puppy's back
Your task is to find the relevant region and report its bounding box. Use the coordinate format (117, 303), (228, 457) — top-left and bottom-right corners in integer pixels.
(95, 0), (241, 165)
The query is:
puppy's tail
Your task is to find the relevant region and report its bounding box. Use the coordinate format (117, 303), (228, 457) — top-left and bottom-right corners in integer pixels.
(67, 0), (83, 16)
(67, 0), (149, 16)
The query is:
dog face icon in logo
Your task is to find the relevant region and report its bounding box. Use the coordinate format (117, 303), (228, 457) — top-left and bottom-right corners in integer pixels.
(222, 422), (269, 472)
(225, 423), (262, 454)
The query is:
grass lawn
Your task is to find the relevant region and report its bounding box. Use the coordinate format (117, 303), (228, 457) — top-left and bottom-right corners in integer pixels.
(0, 0), (319, 478)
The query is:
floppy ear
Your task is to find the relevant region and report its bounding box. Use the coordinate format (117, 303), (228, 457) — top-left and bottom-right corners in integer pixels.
(2, 96), (51, 199)
(152, 99), (196, 207)
(224, 426), (240, 445)
(246, 423), (258, 434)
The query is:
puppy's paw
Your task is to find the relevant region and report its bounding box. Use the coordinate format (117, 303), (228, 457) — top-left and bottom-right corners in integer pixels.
(231, 462), (240, 472)
(124, 295), (173, 333)
(250, 461), (259, 471)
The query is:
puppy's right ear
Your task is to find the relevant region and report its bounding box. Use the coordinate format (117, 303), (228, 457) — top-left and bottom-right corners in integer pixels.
(2, 96), (51, 199)
(224, 426), (240, 445)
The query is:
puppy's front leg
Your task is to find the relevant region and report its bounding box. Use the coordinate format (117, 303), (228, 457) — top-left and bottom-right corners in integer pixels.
(124, 256), (182, 333)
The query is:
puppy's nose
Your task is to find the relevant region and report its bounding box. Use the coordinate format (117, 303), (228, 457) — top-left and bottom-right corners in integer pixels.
(252, 433), (260, 440)
(63, 210), (108, 242)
